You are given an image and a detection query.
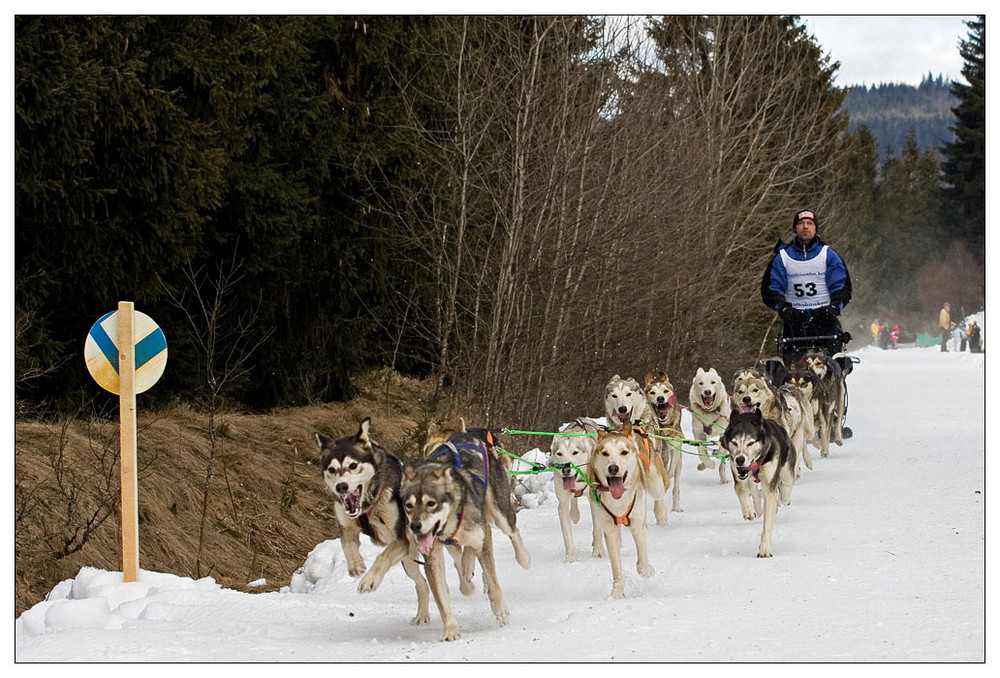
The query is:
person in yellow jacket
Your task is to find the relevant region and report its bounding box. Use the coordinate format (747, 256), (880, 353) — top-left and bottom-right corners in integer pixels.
(939, 302), (951, 352)
(870, 319), (880, 343)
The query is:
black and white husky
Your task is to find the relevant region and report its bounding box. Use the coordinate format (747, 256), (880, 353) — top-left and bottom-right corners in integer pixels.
(719, 409), (797, 558)
(316, 418), (433, 625)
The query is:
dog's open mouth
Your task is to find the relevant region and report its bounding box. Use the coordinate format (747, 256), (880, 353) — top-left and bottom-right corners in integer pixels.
(562, 473), (578, 491)
(615, 410), (631, 424)
(414, 525), (438, 556)
(339, 487), (364, 517)
(655, 401), (674, 420)
(702, 392), (715, 409)
(738, 403), (757, 414)
(606, 474), (626, 500)
(734, 465), (750, 480)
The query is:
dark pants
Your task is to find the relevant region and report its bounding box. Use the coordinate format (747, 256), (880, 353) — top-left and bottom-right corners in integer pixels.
(941, 330), (949, 351)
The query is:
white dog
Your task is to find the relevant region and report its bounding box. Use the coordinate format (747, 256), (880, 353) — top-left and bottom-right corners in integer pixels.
(688, 367), (732, 483)
(550, 418), (604, 563)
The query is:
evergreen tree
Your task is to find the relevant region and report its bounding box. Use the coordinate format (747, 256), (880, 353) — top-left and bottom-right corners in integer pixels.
(873, 131), (944, 312)
(940, 15), (985, 258)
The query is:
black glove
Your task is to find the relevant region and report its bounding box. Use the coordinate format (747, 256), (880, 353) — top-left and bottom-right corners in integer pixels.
(778, 302), (795, 321)
(815, 304), (839, 321)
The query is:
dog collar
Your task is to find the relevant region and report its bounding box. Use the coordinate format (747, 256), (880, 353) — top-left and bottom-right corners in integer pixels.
(441, 505), (465, 546)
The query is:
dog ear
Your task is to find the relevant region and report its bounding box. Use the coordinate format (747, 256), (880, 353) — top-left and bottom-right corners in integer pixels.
(458, 417), (467, 432)
(403, 464), (417, 481)
(357, 417), (372, 446)
(621, 419), (632, 437)
(658, 370), (669, 383)
(645, 372), (654, 387)
(315, 432), (332, 449)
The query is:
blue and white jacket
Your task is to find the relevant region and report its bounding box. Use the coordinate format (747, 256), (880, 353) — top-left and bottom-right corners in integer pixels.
(760, 236), (852, 312)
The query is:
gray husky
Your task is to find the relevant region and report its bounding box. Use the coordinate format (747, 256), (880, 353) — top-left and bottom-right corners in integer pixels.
(400, 429), (530, 641)
(719, 409), (797, 558)
(316, 417), (432, 624)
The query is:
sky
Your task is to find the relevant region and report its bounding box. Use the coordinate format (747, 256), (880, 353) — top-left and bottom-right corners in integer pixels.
(802, 15), (977, 87)
(14, 328), (987, 664)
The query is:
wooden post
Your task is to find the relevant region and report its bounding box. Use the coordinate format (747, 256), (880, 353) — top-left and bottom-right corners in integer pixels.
(118, 301), (140, 582)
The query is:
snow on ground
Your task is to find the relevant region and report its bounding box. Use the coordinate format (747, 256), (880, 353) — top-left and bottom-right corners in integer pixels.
(14, 344), (987, 664)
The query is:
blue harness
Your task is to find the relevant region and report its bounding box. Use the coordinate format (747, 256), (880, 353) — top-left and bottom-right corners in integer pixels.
(428, 439), (490, 490)
(426, 436), (492, 546)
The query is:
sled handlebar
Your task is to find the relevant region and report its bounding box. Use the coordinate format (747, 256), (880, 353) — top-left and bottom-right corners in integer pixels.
(776, 332), (852, 347)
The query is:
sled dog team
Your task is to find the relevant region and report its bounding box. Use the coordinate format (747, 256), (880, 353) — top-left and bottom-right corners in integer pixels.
(316, 356), (847, 641)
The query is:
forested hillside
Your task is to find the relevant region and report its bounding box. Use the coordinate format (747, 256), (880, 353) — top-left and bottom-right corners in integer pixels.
(843, 75), (956, 159)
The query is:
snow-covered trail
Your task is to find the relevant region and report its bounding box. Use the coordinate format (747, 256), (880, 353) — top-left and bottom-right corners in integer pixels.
(15, 345), (985, 662)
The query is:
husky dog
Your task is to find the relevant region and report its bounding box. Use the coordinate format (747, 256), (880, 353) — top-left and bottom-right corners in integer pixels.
(784, 360), (836, 459)
(401, 429), (530, 641)
(316, 417), (431, 625)
(587, 420), (670, 598)
(644, 371), (684, 512)
(604, 374), (669, 525)
(549, 418), (605, 562)
(688, 367), (732, 483)
(719, 409), (797, 558)
(731, 371), (814, 476)
(802, 350), (846, 446)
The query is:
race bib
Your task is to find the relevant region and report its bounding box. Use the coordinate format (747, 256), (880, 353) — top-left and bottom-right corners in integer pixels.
(780, 246), (830, 308)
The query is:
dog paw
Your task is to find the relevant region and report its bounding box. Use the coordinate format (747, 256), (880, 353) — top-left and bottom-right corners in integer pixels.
(637, 563), (655, 577)
(592, 548), (605, 559)
(459, 578), (475, 596)
(357, 571), (380, 593)
(564, 550), (578, 563)
(610, 585), (625, 600)
(440, 626), (461, 642)
(492, 602), (510, 626)
(411, 611), (430, 626)
(348, 563), (366, 578)
(757, 550), (772, 558)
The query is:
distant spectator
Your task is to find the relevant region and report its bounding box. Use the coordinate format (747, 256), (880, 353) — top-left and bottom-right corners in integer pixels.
(939, 302), (951, 352)
(878, 323), (890, 350)
(953, 323), (966, 352)
(890, 324), (899, 349)
(968, 320), (982, 353)
(870, 318), (880, 344)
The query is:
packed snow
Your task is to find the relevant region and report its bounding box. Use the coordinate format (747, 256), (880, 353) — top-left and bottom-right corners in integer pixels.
(15, 341), (986, 663)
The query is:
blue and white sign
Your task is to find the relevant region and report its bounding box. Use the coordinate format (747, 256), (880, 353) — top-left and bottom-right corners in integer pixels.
(85, 309), (167, 394)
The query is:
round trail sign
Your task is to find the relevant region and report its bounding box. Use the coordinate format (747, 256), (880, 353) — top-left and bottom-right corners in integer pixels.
(85, 309), (168, 394)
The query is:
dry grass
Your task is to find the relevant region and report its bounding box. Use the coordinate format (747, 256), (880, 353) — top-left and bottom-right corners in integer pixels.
(13, 369), (477, 618)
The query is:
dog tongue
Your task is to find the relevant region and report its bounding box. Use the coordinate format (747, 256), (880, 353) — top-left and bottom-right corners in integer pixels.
(739, 404), (755, 414)
(608, 476), (625, 500)
(703, 393), (715, 408)
(563, 476), (577, 491)
(415, 531), (435, 556)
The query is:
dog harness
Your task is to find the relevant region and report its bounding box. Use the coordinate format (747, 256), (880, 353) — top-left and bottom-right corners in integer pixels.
(428, 439), (490, 490)
(631, 422), (653, 467)
(593, 485), (637, 526)
(441, 505), (465, 546)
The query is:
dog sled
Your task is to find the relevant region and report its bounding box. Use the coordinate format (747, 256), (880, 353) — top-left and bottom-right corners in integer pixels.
(760, 332), (860, 439)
